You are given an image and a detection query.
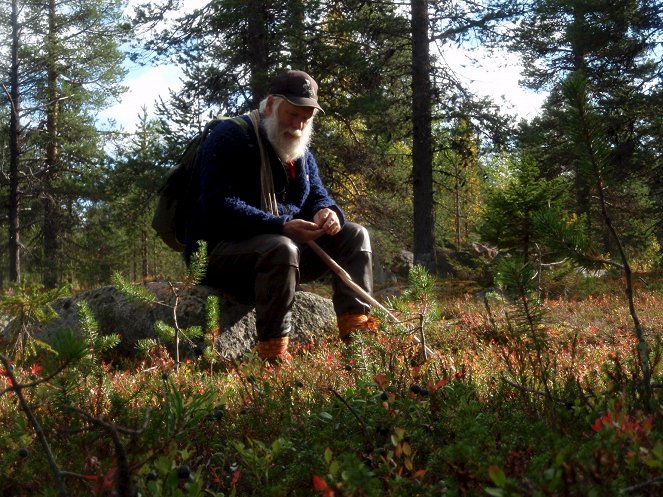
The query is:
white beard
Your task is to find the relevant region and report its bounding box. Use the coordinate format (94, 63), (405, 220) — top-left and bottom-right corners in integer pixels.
(263, 110), (314, 163)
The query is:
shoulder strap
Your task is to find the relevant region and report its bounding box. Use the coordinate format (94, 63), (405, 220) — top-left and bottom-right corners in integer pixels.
(248, 110), (279, 216)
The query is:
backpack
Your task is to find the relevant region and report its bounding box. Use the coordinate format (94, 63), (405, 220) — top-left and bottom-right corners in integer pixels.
(151, 115), (250, 252)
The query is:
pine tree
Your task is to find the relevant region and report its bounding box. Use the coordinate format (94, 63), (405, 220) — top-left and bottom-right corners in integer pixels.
(550, 71), (653, 407)
(0, 0), (129, 286)
(435, 117), (482, 249)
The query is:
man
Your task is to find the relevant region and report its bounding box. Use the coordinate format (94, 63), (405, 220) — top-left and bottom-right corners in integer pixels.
(185, 70), (376, 362)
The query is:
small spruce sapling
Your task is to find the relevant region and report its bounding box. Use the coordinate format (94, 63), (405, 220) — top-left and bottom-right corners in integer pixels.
(0, 283), (70, 362)
(113, 241), (214, 372)
(386, 265), (440, 361)
(492, 256), (554, 405)
(202, 294), (222, 372)
(76, 300), (121, 373)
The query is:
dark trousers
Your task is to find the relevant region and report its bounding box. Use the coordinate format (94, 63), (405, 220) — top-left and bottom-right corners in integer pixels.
(204, 222), (373, 342)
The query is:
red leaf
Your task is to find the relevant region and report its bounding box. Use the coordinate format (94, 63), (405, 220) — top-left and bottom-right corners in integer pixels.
(373, 373), (388, 389)
(592, 418), (603, 432)
(312, 474), (329, 492)
(231, 470), (241, 487)
(435, 378), (449, 390)
(92, 467), (117, 496)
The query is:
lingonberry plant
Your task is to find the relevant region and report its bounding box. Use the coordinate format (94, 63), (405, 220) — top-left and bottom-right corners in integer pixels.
(0, 266), (661, 496)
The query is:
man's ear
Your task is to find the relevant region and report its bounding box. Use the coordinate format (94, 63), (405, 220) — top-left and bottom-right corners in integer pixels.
(264, 95), (275, 117)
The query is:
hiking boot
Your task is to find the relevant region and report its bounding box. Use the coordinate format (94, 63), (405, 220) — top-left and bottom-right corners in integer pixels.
(337, 313), (380, 344)
(255, 336), (292, 364)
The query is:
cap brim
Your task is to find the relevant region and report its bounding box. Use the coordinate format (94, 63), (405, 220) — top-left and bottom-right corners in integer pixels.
(279, 95), (325, 114)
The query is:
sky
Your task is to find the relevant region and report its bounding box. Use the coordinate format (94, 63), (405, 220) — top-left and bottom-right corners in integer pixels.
(97, 61), (183, 131)
(98, 2), (548, 133)
(442, 45), (548, 120)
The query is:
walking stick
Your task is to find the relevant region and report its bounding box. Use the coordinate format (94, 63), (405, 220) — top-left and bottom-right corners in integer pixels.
(307, 240), (436, 358)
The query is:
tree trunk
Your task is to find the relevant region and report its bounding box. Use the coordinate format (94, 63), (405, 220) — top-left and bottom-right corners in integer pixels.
(9, 0), (21, 283)
(454, 164), (461, 248)
(43, 0), (59, 288)
(246, 0), (270, 106)
(411, 0), (435, 270)
(289, 0), (307, 68)
(142, 228), (149, 282)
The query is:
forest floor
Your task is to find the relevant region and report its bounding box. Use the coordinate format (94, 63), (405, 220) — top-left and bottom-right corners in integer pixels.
(1, 271), (662, 496)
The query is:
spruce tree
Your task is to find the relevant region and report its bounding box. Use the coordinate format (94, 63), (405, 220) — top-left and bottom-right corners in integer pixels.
(479, 155), (570, 262)
(514, 0), (663, 253)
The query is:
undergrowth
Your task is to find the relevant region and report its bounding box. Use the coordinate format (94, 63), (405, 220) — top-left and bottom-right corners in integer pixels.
(0, 270), (662, 497)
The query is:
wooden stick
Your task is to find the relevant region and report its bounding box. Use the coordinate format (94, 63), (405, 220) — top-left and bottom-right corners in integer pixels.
(307, 240), (436, 357)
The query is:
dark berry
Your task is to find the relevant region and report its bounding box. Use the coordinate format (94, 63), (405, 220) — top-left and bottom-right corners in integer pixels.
(17, 447), (28, 458)
(380, 391), (389, 401)
(177, 464), (191, 480)
(376, 426), (389, 437)
(147, 469), (158, 481)
(294, 380), (304, 388)
(410, 384), (422, 395)
(213, 408), (225, 420)
(344, 364), (353, 372)
(419, 388), (429, 397)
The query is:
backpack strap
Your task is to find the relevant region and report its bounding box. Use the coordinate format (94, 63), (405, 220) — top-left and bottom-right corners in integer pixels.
(213, 112), (277, 216)
(248, 110), (278, 216)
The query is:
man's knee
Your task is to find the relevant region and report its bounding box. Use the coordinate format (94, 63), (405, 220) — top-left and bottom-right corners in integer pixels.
(259, 235), (300, 266)
(342, 222), (372, 252)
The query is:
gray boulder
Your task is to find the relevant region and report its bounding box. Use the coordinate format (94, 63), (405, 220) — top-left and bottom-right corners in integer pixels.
(391, 250), (414, 277)
(22, 283), (337, 361)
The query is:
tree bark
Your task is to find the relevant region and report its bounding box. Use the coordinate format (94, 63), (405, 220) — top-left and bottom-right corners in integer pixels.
(246, 0), (270, 107)
(454, 163), (461, 248)
(289, 0), (308, 69)
(9, 0), (22, 283)
(411, 0), (435, 270)
(142, 228), (149, 282)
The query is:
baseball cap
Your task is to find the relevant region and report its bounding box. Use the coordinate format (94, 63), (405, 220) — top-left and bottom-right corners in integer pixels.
(268, 70), (324, 113)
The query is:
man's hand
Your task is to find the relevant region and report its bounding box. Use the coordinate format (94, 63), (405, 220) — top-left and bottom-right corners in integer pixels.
(283, 219), (325, 242)
(313, 208), (341, 236)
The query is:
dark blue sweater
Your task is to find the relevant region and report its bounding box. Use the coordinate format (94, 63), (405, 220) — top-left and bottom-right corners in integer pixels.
(184, 115), (344, 258)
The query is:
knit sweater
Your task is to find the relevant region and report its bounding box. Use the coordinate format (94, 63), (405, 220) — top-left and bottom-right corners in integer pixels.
(184, 114), (344, 258)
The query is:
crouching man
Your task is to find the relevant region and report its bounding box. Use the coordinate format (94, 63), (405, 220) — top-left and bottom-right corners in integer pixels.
(184, 70), (376, 362)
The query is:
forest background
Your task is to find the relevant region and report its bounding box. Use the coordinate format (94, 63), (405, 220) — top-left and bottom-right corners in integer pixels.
(1, 0), (661, 290)
(1, 1), (663, 496)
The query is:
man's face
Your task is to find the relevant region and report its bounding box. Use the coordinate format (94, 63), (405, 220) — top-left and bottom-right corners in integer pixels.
(271, 98), (316, 137)
(263, 97), (316, 162)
